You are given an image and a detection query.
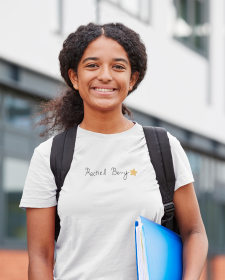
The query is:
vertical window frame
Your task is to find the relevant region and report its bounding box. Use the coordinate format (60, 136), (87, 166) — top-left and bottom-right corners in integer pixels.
(173, 0), (209, 57)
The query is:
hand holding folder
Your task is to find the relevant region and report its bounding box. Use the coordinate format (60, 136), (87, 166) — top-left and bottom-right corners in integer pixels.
(135, 216), (183, 280)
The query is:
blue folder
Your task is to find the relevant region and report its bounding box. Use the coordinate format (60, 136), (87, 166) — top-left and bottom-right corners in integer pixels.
(135, 216), (183, 280)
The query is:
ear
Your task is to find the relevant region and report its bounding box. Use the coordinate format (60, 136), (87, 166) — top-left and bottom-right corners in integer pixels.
(129, 71), (139, 91)
(68, 69), (79, 90)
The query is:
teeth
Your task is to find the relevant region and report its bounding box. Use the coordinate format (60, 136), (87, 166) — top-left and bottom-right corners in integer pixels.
(95, 88), (114, 92)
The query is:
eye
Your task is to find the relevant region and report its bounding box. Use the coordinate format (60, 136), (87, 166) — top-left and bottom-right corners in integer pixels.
(86, 64), (98, 68)
(113, 65), (125, 70)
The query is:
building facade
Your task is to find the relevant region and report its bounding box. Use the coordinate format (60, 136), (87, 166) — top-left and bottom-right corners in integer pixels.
(0, 0), (225, 279)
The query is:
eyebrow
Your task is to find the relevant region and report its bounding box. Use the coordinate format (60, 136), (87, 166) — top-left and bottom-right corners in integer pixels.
(82, 57), (129, 65)
(113, 58), (128, 65)
(82, 57), (99, 64)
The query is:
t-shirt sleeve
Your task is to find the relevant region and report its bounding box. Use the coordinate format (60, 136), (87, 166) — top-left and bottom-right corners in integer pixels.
(19, 138), (57, 210)
(167, 132), (194, 191)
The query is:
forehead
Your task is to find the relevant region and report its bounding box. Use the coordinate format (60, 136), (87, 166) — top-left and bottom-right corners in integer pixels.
(81, 36), (130, 62)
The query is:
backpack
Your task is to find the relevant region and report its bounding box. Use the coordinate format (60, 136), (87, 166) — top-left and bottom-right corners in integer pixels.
(50, 125), (179, 242)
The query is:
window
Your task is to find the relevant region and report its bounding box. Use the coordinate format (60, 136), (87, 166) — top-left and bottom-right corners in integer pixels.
(173, 0), (209, 56)
(186, 150), (225, 195)
(198, 198), (225, 254)
(4, 94), (33, 130)
(9, 63), (20, 82)
(107, 0), (150, 24)
(186, 149), (225, 254)
(0, 90), (45, 246)
(3, 157), (29, 240)
(0, 89), (2, 122)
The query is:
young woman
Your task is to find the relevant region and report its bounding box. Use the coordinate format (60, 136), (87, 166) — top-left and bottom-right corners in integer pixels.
(20, 23), (208, 280)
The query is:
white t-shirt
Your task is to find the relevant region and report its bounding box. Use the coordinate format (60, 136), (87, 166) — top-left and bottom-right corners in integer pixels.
(19, 122), (194, 280)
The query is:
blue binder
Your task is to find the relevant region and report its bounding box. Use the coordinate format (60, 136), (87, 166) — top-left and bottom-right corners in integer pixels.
(135, 216), (183, 280)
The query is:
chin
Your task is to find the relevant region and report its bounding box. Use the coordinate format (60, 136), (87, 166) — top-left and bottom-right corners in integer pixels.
(95, 105), (116, 111)
(93, 101), (119, 111)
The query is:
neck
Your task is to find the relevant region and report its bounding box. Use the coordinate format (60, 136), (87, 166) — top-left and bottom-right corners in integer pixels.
(79, 104), (133, 134)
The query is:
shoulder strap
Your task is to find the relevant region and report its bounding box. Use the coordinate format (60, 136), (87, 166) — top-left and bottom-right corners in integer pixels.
(50, 125), (78, 241)
(142, 126), (179, 233)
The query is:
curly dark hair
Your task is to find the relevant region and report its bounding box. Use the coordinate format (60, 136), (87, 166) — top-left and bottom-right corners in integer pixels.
(35, 22), (147, 137)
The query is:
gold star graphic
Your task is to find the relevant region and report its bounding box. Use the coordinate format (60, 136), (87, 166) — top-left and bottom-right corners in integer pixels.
(130, 169), (138, 176)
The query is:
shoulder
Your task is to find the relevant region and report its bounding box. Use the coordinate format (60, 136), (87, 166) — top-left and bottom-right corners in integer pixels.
(166, 131), (188, 162)
(34, 136), (54, 163)
(167, 131), (182, 151)
(19, 136), (57, 210)
(166, 131), (194, 190)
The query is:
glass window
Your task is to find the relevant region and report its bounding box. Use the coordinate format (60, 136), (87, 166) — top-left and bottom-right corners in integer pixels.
(4, 94), (33, 130)
(32, 103), (47, 135)
(120, 0), (139, 17)
(216, 161), (225, 185)
(0, 89), (2, 122)
(107, 0), (150, 23)
(173, 0), (209, 56)
(3, 157), (29, 192)
(5, 192), (27, 239)
(9, 64), (20, 81)
(185, 149), (225, 254)
(198, 198), (225, 254)
(186, 150), (201, 192)
(186, 150), (220, 194)
(3, 157), (29, 240)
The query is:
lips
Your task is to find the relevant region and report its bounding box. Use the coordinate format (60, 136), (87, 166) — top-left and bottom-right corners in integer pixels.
(91, 86), (117, 94)
(92, 86), (117, 89)
(94, 87), (114, 92)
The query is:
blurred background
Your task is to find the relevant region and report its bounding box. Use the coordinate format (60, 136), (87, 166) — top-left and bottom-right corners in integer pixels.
(0, 0), (225, 279)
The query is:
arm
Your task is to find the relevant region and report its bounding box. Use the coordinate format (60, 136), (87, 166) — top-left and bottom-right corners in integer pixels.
(26, 206), (56, 280)
(173, 183), (208, 280)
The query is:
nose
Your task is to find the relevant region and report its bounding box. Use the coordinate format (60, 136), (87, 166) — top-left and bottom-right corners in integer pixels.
(97, 65), (113, 82)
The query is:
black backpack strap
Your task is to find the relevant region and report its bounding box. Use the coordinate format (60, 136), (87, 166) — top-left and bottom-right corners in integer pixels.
(142, 126), (179, 233)
(50, 125), (78, 241)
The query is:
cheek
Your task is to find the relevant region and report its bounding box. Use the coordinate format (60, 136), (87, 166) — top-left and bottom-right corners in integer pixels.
(78, 73), (91, 87)
(77, 74), (93, 97)
(118, 78), (130, 95)
(117, 74), (130, 88)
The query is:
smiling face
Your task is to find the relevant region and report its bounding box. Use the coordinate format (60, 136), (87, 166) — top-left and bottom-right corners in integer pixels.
(68, 36), (138, 113)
